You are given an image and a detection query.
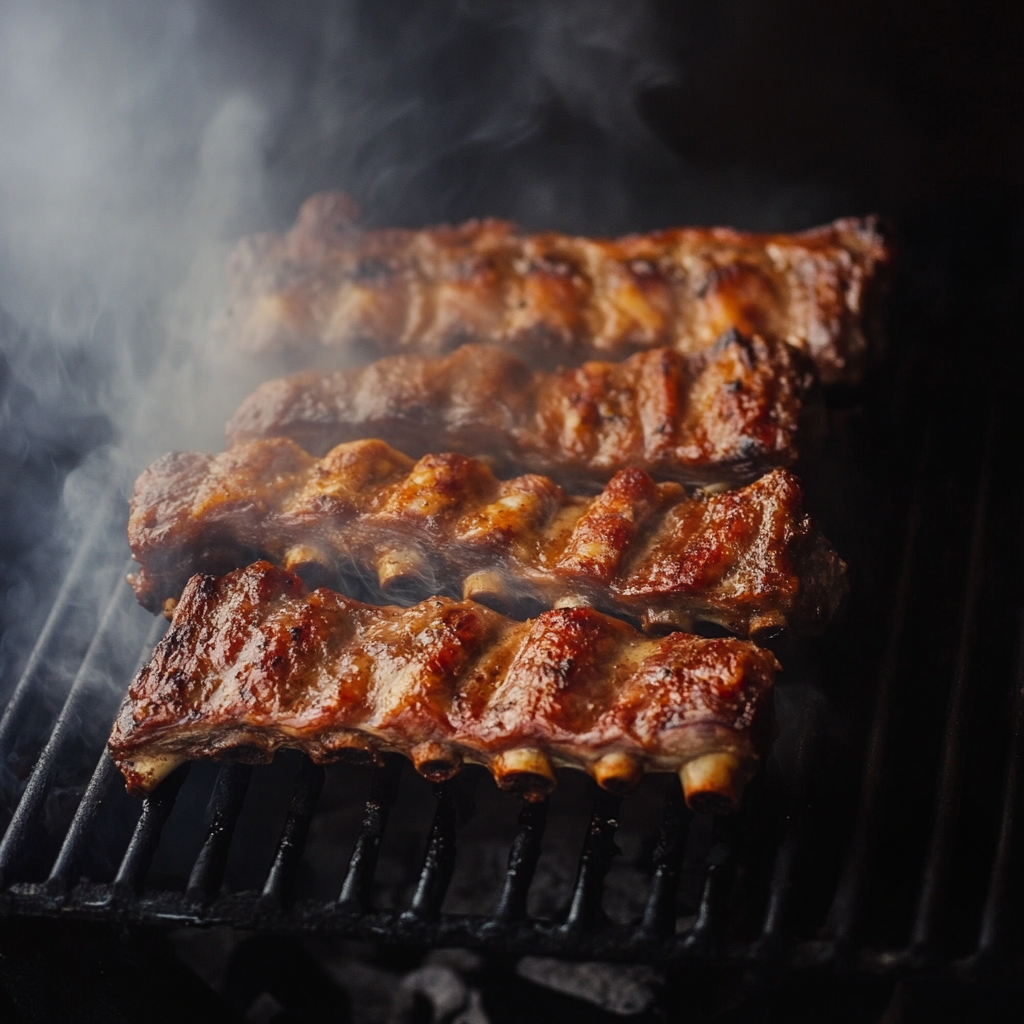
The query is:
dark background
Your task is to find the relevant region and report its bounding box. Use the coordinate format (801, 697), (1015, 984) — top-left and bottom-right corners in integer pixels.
(0, 3), (1021, 1021)
(203, 0), (1024, 232)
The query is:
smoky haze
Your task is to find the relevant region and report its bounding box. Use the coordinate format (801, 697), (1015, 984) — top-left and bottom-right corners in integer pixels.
(0, 0), (858, 449)
(0, 0), (860, 680)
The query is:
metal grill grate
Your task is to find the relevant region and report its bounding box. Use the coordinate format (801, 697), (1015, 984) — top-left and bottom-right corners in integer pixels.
(0, 316), (1021, 981)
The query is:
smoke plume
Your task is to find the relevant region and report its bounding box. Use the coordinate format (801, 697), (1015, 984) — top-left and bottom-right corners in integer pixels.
(0, 0), (854, 681)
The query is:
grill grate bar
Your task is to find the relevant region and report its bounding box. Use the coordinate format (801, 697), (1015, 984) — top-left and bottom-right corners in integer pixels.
(826, 424), (934, 948)
(638, 779), (689, 939)
(0, 497), (114, 764)
(563, 787), (622, 934)
(44, 752), (119, 894)
(758, 824), (801, 951)
(260, 758), (325, 911)
(684, 818), (735, 951)
(113, 763), (190, 898)
(404, 782), (458, 921)
(494, 797), (548, 922)
(0, 568), (139, 883)
(974, 615), (1024, 962)
(44, 608), (166, 893)
(337, 757), (403, 911)
(185, 762), (253, 906)
(911, 412), (994, 954)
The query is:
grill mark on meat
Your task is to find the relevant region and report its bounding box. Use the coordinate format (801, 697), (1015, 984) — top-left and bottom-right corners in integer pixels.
(108, 561), (779, 811)
(226, 337), (815, 489)
(213, 193), (889, 384)
(127, 437), (847, 639)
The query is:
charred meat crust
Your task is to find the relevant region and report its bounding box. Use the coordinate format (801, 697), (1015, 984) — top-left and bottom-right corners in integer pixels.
(225, 334), (814, 489)
(127, 437), (847, 638)
(108, 561), (779, 808)
(212, 192), (889, 384)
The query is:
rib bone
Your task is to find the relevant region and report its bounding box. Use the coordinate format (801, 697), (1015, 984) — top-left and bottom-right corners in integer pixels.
(680, 752), (750, 814)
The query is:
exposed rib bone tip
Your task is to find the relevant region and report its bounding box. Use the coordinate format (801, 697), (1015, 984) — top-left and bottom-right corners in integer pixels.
(554, 594), (592, 610)
(283, 543), (336, 588)
(749, 612), (787, 642)
(283, 543), (330, 572)
(462, 570), (510, 608)
(320, 731), (383, 766)
(411, 741), (463, 782)
(591, 751), (643, 794)
(680, 751), (747, 814)
(641, 608), (694, 636)
(116, 753), (185, 797)
(162, 598), (178, 621)
(376, 548), (431, 599)
(492, 747), (556, 800)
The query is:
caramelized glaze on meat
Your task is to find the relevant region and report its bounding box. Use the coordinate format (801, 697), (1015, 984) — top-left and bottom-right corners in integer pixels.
(127, 437), (846, 638)
(109, 561), (779, 810)
(226, 335), (814, 489)
(213, 192), (889, 383)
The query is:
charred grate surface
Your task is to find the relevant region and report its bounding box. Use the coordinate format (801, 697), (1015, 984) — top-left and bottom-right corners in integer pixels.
(0, 308), (1022, 980)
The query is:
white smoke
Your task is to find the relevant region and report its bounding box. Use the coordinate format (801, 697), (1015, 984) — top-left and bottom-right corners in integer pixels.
(0, 0), (853, 676)
(0, 3), (274, 455)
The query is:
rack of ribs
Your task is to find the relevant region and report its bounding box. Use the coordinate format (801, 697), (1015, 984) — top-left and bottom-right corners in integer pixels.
(108, 561), (780, 812)
(127, 437), (846, 639)
(213, 191), (889, 384)
(226, 334), (814, 490)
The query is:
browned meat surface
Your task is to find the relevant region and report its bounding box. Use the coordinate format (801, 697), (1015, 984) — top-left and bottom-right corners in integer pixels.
(127, 437), (846, 639)
(226, 335), (813, 489)
(213, 192), (888, 383)
(109, 561), (780, 811)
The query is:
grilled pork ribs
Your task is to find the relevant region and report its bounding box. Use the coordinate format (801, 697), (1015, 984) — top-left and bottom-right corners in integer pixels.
(109, 562), (779, 811)
(119, 193), (876, 814)
(227, 334), (814, 489)
(127, 438), (846, 639)
(214, 192), (888, 384)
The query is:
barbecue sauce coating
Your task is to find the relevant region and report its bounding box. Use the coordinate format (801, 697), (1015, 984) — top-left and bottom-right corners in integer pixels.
(213, 192), (889, 384)
(109, 562), (779, 808)
(225, 335), (813, 489)
(127, 438), (847, 639)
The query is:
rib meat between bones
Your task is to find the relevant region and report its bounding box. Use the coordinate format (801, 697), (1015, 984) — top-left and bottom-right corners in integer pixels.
(226, 335), (814, 489)
(109, 561), (780, 811)
(127, 437), (846, 639)
(213, 191), (889, 383)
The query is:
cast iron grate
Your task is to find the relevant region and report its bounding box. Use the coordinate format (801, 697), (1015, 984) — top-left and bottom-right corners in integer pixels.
(0, 315), (1021, 980)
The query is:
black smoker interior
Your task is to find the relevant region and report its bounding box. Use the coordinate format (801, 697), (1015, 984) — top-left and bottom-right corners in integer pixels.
(0, 2), (1022, 1022)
